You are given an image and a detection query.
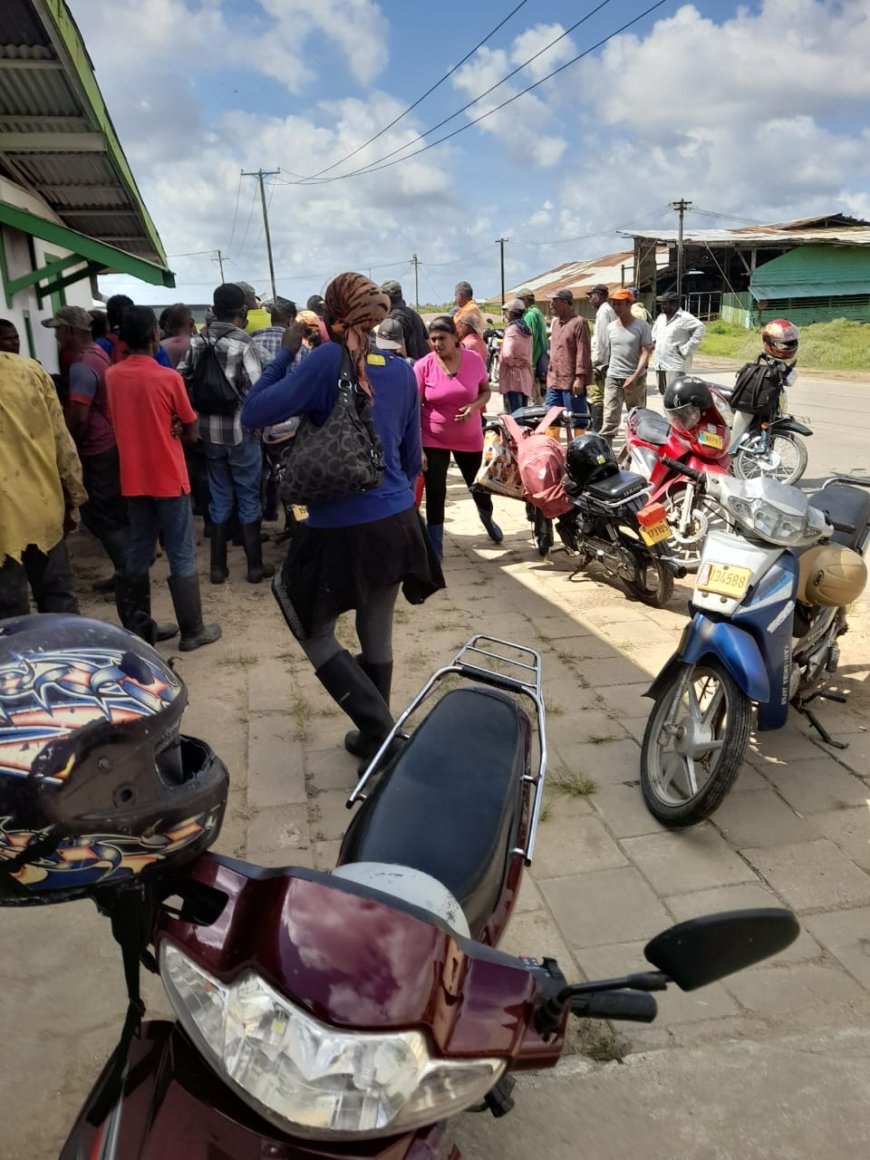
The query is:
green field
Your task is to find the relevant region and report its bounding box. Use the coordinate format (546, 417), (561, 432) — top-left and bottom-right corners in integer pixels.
(699, 318), (870, 372)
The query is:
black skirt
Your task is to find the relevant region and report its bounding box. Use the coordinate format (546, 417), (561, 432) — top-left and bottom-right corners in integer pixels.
(273, 504), (445, 639)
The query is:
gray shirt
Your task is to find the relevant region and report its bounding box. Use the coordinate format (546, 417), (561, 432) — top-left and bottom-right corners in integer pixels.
(605, 317), (653, 380)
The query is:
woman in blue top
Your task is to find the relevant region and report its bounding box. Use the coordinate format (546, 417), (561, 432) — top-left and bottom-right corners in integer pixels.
(242, 273), (443, 760)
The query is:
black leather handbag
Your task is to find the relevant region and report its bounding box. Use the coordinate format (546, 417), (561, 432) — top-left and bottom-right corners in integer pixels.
(279, 349), (384, 506)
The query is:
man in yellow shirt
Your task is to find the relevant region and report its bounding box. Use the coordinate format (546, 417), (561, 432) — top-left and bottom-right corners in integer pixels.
(0, 351), (87, 619)
(236, 281), (272, 334)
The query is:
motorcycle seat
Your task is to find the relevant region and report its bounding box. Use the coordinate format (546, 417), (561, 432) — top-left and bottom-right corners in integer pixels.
(809, 484), (870, 551)
(632, 408), (671, 446)
(508, 404), (551, 424)
(585, 468), (649, 503)
(339, 687), (529, 941)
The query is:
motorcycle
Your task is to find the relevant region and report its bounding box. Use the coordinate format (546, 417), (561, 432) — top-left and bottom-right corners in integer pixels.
(621, 393), (731, 573)
(640, 462), (870, 826)
(713, 362), (813, 486)
(64, 635), (799, 1158)
(483, 321), (503, 384)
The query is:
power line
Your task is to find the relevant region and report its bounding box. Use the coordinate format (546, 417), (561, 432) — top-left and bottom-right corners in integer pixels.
(276, 0), (665, 187)
(301, 0), (532, 183)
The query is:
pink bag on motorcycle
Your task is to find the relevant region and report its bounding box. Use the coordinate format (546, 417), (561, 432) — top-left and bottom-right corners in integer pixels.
(502, 406), (573, 518)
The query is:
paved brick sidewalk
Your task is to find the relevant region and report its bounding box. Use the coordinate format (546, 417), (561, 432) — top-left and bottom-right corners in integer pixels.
(4, 472), (870, 1156)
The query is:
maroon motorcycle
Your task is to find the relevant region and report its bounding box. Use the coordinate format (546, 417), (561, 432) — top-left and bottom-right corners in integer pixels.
(63, 637), (798, 1159)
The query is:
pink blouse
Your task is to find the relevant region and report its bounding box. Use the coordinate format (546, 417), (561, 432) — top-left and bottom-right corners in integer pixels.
(414, 349), (487, 452)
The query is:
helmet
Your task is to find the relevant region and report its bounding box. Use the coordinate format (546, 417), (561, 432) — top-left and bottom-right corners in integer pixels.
(663, 376), (713, 433)
(565, 433), (618, 489)
(761, 318), (799, 361)
(797, 546), (868, 608)
(0, 616), (227, 906)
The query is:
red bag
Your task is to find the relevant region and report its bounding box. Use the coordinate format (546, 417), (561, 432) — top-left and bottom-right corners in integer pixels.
(502, 406), (573, 518)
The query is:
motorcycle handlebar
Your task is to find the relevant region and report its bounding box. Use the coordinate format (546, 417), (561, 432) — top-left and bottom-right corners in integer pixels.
(661, 455), (706, 486)
(570, 990), (658, 1023)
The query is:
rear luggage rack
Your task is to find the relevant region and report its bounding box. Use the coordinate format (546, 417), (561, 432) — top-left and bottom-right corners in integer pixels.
(347, 636), (548, 865)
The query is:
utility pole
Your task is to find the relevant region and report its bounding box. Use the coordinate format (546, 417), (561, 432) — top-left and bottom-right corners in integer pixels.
(242, 168), (280, 301)
(672, 198), (693, 303)
(211, 249), (226, 281)
(411, 253), (420, 309)
(496, 237), (507, 305)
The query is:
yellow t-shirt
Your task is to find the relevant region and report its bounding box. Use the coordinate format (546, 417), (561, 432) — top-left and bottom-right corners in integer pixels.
(0, 354), (87, 562)
(245, 308), (272, 334)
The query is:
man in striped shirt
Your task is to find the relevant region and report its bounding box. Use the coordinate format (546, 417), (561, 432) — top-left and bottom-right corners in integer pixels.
(251, 297), (297, 362)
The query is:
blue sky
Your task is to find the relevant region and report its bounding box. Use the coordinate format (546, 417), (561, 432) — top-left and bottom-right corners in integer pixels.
(69, 0), (870, 306)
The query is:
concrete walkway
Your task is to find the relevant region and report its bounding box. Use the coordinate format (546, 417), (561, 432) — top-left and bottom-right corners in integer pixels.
(4, 448), (870, 1156)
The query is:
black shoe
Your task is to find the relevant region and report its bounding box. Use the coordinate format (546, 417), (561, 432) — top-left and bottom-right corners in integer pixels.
(241, 521), (275, 584)
(314, 650), (393, 754)
(210, 523), (229, 584)
(167, 575), (222, 651)
(114, 573), (177, 645)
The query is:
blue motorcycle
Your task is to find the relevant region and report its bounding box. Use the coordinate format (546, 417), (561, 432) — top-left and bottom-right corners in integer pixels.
(640, 460), (870, 826)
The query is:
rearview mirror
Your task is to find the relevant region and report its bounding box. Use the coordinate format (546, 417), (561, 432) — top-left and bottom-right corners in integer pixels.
(644, 908), (799, 991)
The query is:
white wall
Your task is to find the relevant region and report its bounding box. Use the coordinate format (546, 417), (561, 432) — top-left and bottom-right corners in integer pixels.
(0, 176), (93, 371)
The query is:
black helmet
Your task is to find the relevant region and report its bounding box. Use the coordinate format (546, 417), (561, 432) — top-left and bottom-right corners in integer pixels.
(663, 376), (713, 433)
(565, 433), (618, 489)
(0, 616), (227, 906)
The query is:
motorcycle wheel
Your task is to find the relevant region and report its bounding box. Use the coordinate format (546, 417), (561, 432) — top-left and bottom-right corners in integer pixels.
(489, 353), (500, 387)
(533, 510), (553, 557)
(662, 484), (729, 573)
(622, 555), (673, 608)
(732, 432), (808, 485)
(641, 659), (750, 826)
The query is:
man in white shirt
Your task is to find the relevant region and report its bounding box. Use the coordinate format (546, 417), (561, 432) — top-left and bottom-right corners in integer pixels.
(587, 284), (618, 432)
(650, 290), (706, 394)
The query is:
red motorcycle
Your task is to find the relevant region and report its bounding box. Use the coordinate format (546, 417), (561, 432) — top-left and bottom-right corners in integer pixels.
(621, 377), (731, 572)
(63, 637), (798, 1159)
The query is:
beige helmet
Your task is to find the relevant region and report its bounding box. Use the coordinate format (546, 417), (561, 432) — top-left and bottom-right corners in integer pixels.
(797, 545), (868, 607)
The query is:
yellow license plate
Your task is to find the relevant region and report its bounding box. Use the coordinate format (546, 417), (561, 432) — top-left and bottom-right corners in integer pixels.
(696, 562), (752, 598)
(640, 518), (671, 546)
(698, 430), (724, 449)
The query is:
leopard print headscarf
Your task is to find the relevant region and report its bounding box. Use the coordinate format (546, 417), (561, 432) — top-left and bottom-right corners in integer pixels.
(324, 272), (390, 392)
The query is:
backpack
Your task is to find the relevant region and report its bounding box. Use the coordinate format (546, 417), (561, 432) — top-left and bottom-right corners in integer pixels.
(730, 357), (783, 419)
(502, 405), (573, 518)
(186, 332), (240, 416)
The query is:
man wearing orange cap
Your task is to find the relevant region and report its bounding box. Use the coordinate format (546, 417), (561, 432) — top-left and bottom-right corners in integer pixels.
(600, 288), (653, 445)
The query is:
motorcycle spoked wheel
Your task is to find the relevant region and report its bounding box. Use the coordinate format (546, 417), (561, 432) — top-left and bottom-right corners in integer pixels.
(662, 483), (730, 573)
(615, 525), (674, 607)
(641, 659), (751, 826)
(732, 431), (808, 486)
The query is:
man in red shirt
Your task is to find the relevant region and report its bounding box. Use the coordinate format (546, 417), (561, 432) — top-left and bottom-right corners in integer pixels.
(106, 307), (221, 652)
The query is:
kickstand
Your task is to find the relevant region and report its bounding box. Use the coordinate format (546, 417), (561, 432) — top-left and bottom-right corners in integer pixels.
(796, 702), (849, 750)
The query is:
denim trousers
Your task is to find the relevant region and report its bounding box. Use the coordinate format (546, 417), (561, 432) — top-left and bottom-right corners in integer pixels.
(502, 391), (527, 414)
(125, 495), (197, 578)
(544, 387), (589, 428)
(204, 431), (263, 524)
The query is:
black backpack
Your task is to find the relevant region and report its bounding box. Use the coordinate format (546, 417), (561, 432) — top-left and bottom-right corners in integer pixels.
(186, 333), (240, 416)
(730, 357), (783, 419)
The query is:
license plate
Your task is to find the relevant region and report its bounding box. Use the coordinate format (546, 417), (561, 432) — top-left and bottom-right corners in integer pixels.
(696, 561), (752, 598)
(640, 518), (671, 546)
(698, 430), (724, 449)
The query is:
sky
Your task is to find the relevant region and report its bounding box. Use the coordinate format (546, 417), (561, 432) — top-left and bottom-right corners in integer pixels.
(68, 0), (870, 307)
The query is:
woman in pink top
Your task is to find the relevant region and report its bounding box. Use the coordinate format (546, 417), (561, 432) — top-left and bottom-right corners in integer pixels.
(498, 298), (534, 413)
(414, 315), (503, 559)
(456, 316), (488, 365)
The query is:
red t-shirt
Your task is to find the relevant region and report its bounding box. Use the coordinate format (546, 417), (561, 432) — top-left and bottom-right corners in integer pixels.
(414, 349), (487, 453)
(105, 355), (197, 497)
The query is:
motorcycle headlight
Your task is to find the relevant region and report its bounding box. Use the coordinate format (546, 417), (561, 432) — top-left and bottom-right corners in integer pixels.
(160, 942), (505, 1140)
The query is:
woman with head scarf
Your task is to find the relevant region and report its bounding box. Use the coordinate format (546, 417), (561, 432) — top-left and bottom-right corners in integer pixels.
(242, 273), (443, 760)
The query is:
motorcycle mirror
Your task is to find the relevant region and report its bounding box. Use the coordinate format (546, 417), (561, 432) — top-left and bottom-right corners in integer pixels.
(644, 908), (799, 991)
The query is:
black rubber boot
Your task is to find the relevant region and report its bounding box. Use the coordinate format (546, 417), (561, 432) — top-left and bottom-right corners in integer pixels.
(241, 521), (275, 584)
(167, 574), (222, 651)
(345, 659), (393, 757)
(114, 573), (158, 645)
(315, 650), (393, 757)
(210, 523), (229, 584)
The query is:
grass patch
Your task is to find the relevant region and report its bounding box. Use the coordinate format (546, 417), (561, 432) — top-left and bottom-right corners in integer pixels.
(550, 768), (597, 797)
(586, 734), (621, 745)
(221, 653), (259, 668)
(566, 1020), (628, 1062)
(291, 692), (313, 741)
(698, 318), (870, 372)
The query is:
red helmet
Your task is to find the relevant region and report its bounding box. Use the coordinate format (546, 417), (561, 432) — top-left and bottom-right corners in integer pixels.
(761, 319), (799, 361)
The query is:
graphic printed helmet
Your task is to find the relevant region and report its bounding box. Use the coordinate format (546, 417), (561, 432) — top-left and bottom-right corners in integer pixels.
(761, 318), (799, 361)
(0, 616), (227, 906)
(565, 433), (618, 490)
(663, 376), (714, 433)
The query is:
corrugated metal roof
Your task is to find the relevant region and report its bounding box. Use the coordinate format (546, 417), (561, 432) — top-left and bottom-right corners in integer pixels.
(490, 247), (668, 304)
(750, 245), (870, 300)
(626, 227), (870, 248)
(0, 0), (171, 278)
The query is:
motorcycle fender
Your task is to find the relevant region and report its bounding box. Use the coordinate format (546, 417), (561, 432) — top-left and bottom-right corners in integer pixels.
(771, 416), (813, 437)
(645, 617), (770, 703)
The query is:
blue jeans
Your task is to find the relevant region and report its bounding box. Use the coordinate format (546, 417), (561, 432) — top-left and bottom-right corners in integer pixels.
(545, 387), (589, 427)
(204, 430), (263, 524)
(125, 495), (197, 578)
(503, 391), (527, 414)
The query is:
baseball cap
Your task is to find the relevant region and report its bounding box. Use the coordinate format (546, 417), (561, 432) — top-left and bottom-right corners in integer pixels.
(234, 280), (258, 308)
(41, 305), (92, 331)
(587, 284), (609, 297)
(516, 286), (534, 301)
(503, 298), (527, 314)
(375, 317), (405, 351)
(213, 282), (247, 315)
(380, 279), (403, 298)
(549, 288), (574, 303)
(657, 289), (680, 303)
(609, 288), (634, 302)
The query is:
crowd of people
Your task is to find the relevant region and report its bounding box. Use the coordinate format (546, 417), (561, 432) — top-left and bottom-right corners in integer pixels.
(0, 271), (704, 760)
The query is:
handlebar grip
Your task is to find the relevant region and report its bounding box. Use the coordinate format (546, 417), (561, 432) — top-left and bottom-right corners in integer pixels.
(660, 455), (705, 486)
(571, 990), (658, 1023)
